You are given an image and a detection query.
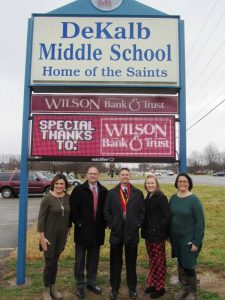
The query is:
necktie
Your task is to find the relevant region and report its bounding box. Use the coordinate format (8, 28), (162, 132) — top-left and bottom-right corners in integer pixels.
(92, 186), (98, 218)
(124, 188), (128, 202)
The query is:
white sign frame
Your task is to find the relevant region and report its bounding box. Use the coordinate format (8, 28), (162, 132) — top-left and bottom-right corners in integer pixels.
(31, 16), (180, 87)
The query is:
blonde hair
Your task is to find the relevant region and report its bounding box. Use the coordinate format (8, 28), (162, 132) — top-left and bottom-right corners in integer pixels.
(144, 174), (160, 193)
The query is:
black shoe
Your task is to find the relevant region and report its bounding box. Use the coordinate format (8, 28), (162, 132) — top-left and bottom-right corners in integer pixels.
(145, 286), (155, 294)
(129, 290), (137, 299)
(110, 289), (118, 300)
(150, 288), (165, 299)
(76, 287), (85, 299)
(86, 284), (102, 294)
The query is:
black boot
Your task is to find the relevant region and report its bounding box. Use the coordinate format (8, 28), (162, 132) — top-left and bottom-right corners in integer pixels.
(175, 264), (189, 299)
(144, 286), (155, 294)
(185, 275), (198, 300)
(150, 288), (165, 298)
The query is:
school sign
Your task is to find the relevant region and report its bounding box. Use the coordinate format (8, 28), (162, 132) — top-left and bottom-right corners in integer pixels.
(17, 0), (186, 285)
(31, 16), (179, 86)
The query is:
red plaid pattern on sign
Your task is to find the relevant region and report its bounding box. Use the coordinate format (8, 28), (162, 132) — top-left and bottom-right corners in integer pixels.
(31, 114), (175, 158)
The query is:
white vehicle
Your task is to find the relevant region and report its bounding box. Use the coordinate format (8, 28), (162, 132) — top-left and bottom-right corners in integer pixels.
(167, 170), (174, 176)
(154, 171), (162, 176)
(67, 175), (81, 187)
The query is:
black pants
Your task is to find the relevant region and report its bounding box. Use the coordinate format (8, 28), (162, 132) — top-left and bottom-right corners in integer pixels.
(43, 254), (60, 287)
(110, 243), (137, 291)
(74, 243), (100, 288)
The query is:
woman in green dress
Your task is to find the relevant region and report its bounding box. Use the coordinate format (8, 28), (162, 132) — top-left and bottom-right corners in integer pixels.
(37, 174), (71, 300)
(169, 173), (204, 300)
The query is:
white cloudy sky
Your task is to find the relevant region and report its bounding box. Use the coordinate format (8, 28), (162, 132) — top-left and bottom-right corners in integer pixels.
(1, 0), (225, 156)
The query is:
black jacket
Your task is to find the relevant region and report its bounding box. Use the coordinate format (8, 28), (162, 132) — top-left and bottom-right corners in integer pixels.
(104, 184), (145, 245)
(69, 180), (108, 247)
(141, 191), (170, 242)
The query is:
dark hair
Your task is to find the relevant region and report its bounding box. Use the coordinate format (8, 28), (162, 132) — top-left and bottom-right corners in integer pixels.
(119, 167), (130, 174)
(144, 174), (160, 193)
(50, 174), (69, 191)
(175, 173), (193, 191)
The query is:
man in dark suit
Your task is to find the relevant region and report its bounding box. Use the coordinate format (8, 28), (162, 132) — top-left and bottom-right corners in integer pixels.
(70, 166), (108, 299)
(104, 168), (145, 300)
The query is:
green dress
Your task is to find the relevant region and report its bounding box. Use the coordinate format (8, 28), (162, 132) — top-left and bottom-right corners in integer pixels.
(37, 192), (70, 257)
(169, 193), (205, 269)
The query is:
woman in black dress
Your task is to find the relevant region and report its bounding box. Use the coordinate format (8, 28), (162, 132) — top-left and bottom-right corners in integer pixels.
(37, 174), (71, 300)
(141, 175), (170, 299)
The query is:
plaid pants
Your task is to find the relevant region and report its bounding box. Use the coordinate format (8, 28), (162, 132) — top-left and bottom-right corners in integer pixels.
(146, 241), (166, 290)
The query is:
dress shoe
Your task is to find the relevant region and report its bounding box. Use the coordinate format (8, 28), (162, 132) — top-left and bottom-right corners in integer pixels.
(110, 289), (118, 300)
(86, 284), (102, 294)
(129, 290), (137, 299)
(76, 287), (85, 299)
(150, 288), (165, 298)
(145, 286), (155, 294)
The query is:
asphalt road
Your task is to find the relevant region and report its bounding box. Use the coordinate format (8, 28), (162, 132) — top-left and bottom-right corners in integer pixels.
(158, 174), (225, 186)
(104, 174), (225, 186)
(0, 196), (41, 258)
(0, 175), (224, 258)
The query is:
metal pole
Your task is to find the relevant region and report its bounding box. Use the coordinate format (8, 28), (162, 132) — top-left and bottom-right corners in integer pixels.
(16, 18), (32, 285)
(179, 20), (187, 172)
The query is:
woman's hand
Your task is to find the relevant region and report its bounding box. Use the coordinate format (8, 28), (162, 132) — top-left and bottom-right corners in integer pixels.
(191, 244), (198, 252)
(188, 242), (198, 252)
(40, 236), (51, 251)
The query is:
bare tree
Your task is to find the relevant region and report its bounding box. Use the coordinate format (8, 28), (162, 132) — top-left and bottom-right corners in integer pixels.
(187, 151), (204, 174)
(188, 151), (201, 166)
(203, 143), (219, 170)
(7, 156), (21, 170)
(219, 152), (225, 171)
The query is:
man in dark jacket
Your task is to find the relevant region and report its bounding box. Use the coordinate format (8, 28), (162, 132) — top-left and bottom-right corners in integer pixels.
(70, 166), (107, 299)
(104, 168), (145, 300)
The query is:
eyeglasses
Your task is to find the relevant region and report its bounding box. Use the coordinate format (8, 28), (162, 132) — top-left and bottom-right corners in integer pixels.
(88, 173), (98, 175)
(178, 180), (188, 183)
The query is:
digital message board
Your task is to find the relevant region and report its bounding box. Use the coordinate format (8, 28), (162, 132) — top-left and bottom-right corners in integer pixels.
(31, 114), (176, 162)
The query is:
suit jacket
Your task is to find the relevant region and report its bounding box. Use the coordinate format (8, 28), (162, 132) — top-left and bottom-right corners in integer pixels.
(69, 180), (108, 247)
(104, 183), (145, 245)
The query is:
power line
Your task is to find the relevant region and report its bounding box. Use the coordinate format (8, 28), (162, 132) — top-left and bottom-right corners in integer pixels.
(187, 90), (225, 126)
(186, 0), (218, 58)
(187, 8), (225, 74)
(187, 69), (225, 116)
(187, 98), (225, 131)
(187, 39), (225, 99)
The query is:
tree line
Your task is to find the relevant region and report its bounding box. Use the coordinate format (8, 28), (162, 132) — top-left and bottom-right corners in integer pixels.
(188, 142), (225, 174)
(1, 142), (224, 175)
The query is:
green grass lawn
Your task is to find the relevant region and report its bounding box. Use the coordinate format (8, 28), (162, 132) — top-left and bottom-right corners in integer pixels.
(0, 184), (225, 299)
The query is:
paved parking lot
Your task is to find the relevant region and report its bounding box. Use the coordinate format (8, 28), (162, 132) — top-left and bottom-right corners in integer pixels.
(0, 195), (41, 258)
(104, 174), (225, 186)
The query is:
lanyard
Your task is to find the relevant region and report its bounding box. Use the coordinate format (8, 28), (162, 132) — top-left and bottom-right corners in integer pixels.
(120, 186), (130, 207)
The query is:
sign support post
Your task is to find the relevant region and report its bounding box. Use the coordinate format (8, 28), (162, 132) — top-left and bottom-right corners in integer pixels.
(179, 21), (187, 172)
(16, 19), (32, 285)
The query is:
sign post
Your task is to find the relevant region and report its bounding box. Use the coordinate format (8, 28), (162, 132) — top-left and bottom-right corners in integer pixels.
(16, 19), (33, 285)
